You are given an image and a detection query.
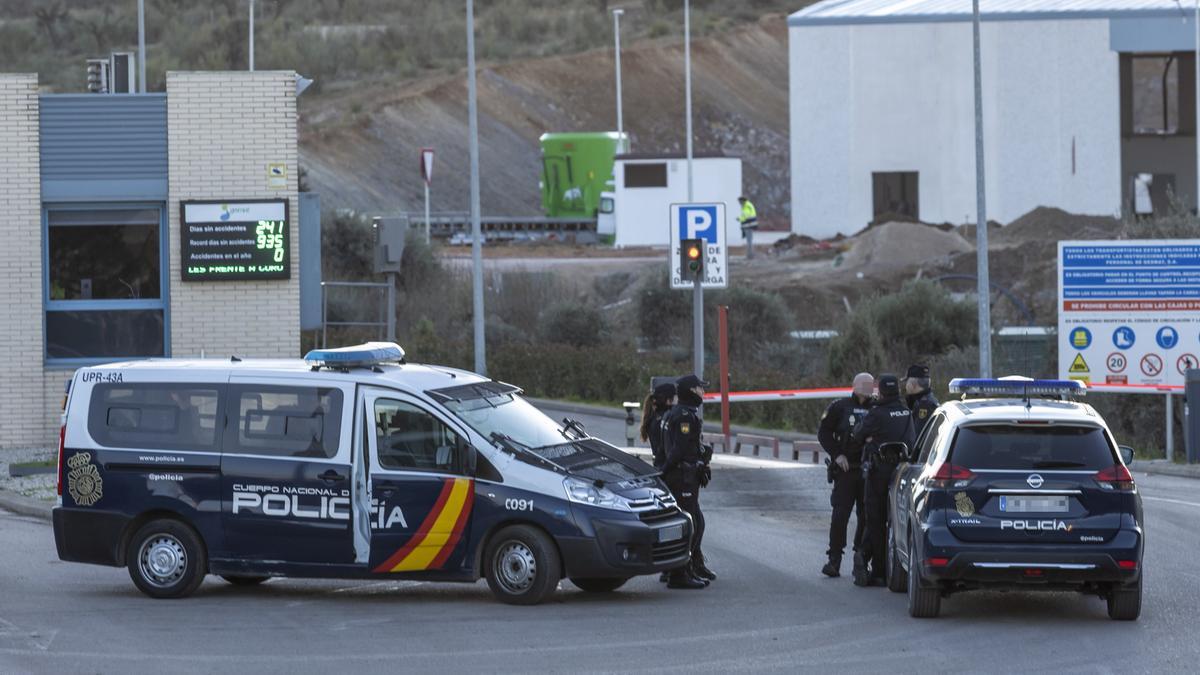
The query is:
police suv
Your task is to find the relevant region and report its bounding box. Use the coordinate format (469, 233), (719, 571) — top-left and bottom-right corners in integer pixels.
(53, 343), (692, 605)
(885, 378), (1144, 620)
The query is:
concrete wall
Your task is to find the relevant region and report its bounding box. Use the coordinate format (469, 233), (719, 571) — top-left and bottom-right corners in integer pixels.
(613, 157), (743, 248)
(0, 74), (54, 448)
(790, 19), (1122, 238)
(166, 71), (300, 358)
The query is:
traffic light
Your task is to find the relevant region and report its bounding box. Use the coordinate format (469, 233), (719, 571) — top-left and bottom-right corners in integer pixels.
(86, 58), (109, 94)
(680, 238), (704, 282)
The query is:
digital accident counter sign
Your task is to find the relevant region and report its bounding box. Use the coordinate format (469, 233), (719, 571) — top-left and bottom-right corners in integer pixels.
(180, 199), (289, 281)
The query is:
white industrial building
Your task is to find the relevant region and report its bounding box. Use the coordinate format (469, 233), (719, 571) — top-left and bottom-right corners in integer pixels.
(789, 0), (1200, 238)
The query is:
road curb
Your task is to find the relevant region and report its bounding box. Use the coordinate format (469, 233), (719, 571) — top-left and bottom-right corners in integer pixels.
(528, 397), (817, 442)
(1130, 460), (1200, 481)
(0, 487), (53, 521)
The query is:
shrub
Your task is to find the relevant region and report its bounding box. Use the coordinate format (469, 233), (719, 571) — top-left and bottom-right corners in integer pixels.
(539, 303), (607, 348)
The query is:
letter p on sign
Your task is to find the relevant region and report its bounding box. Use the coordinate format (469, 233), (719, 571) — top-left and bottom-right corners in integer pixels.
(680, 205), (719, 244)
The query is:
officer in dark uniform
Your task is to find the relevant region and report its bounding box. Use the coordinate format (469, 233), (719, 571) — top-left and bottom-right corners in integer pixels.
(905, 364), (939, 441)
(640, 381), (676, 469)
(662, 374), (713, 589)
(848, 373), (915, 587)
(818, 372), (875, 578)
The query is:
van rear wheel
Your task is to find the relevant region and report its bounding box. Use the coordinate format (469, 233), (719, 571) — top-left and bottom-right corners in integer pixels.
(484, 525), (561, 605)
(127, 519), (206, 599)
(221, 575), (269, 586)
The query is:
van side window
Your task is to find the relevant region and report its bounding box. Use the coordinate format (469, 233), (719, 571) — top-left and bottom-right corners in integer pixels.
(226, 386), (343, 459)
(88, 383), (222, 451)
(374, 399), (465, 474)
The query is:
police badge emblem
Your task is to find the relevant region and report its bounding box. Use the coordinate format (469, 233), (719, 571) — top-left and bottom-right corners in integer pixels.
(848, 415), (856, 426)
(680, 423), (691, 434)
(953, 491), (974, 517)
(919, 409), (928, 419)
(67, 452), (103, 507)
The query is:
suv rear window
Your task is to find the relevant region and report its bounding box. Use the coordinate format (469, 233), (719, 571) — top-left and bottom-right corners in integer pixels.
(950, 424), (1115, 470)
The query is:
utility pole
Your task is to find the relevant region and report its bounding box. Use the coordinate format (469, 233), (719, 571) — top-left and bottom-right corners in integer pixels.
(467, 0), (486, 376)
(1194, 0), (1199, 213)
(685, 0), (702, 379)
(248, 0), (255, 71)
(613, 8), (625, 148)
(137, 0), (145, 92)
(972, 0), (992, 378)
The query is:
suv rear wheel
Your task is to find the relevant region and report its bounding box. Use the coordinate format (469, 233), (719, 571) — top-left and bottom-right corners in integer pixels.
(127, 519), (207, 599)
(1106, 576), (1142, 621)
(484, 525), (561, 605)
(906, 530), (940, 618)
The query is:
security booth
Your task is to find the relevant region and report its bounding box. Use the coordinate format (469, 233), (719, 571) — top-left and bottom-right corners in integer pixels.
(0, 70), (317, 450)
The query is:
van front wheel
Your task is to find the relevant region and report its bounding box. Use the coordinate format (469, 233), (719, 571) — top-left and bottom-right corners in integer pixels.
(127, 519), (207, 599)
(484, 525), (561, 605)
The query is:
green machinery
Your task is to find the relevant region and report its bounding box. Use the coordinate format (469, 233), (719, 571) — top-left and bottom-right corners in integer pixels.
(540, 131), (627, 218)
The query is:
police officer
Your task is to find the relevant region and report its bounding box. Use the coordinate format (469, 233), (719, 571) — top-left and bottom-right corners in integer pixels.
(818, 372), (875, 578)
(905, 364), (938, 440)
(662, 374), (714, 589)
(848, 373), (914, 587)
(640, 381), (676, 469)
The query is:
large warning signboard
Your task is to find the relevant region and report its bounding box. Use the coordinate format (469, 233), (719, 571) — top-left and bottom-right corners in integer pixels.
(1058, 240), (1200, 386)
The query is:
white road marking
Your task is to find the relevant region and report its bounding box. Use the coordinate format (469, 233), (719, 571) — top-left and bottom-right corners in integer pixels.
(1142, 495), (1200, 509)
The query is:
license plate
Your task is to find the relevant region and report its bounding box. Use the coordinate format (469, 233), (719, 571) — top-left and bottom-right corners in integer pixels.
(657, 524), (684, 543)
(999, 495), (1069, 513)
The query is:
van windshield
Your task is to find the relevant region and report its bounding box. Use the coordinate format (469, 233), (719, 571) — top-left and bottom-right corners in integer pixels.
(950, 424), (1115, 470)
(441, 393), (566, 449)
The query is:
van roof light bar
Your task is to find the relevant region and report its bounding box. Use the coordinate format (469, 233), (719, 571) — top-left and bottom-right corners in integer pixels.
(304, 342), (406, 370)
(949, 377), (1084, 400)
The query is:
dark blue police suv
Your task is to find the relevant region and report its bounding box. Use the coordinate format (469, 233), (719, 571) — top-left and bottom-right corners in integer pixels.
(886, 379), (1144, 620)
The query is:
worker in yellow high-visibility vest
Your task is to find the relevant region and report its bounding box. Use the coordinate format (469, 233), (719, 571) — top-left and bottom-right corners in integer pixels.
(737, 196), (758, 259)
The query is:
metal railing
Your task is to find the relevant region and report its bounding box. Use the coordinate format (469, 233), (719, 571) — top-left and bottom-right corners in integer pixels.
(320, 281), (392, 348)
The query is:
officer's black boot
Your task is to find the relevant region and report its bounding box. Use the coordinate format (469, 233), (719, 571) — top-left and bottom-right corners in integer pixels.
(852, 551), (870, 587)
(667, 567), (707, 589)
(659, 571), (669, 583)
(821, 555), (841, 578)
(693, 552), (716, 581)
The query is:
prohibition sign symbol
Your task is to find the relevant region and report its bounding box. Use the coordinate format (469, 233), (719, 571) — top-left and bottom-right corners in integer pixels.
(1140, 353), (1164, 378)
(1107, 352), (1127, 373)
(1178, 353), (1198, 375)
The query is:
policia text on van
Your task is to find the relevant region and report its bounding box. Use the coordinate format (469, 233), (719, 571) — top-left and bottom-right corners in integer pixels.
(52, 343), (692, 605)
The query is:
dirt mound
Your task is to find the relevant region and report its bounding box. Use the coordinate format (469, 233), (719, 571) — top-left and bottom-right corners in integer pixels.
(995, 207), (1121, 245)
(840, 221), (973, 272)
(300, 17), (790, 221)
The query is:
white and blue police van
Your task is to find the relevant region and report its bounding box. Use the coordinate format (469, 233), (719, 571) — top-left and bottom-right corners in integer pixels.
(52, 343), (691, 605)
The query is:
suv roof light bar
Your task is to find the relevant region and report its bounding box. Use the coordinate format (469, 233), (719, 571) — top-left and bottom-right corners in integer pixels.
(949, 377), (1084, 400)
(304, 342), (406, 370)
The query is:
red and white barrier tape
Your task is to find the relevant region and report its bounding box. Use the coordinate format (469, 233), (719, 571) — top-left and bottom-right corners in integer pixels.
(702, 383), (1182, 403)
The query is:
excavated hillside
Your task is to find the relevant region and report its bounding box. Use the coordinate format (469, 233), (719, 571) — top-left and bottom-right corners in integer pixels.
(299, 16), (790, 227)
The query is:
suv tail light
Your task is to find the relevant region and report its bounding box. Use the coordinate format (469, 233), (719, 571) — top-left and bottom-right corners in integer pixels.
(929, 463), (975, 488)
(1095, 464), (1135, 492)
(56, 424), (65, 496)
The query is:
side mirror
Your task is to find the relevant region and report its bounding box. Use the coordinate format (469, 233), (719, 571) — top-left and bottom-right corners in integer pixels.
(1118, 445), (1135, 466)
(876, 441), (909, 465)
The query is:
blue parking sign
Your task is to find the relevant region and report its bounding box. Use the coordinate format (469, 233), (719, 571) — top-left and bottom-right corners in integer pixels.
(678, 205), (719, 245)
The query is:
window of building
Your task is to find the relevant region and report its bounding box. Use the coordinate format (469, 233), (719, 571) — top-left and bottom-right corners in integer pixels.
(624, 163), (667, 188)
(374, 398), (467, 474)
(88, 383), (222, 452)
(1132, 55), (1180, 135)
(871, 172), (919, 220)
(45, 206), (167, 362)
(226, 386), (344, 459)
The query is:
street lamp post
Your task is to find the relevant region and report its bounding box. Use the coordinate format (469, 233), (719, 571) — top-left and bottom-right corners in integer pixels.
(249, 0), (255, 71)
(684, 0), (702, 379)
(612, 8), (625, 148)
(466, 0), (486, 376)
(972, 0), (992, 378)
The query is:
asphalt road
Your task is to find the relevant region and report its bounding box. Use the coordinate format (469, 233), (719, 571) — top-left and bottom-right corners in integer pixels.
(2, 408), (1199, 673)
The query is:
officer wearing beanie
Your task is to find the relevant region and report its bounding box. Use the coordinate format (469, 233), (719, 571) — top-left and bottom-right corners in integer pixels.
(905, 364), (939, 440)
(847, 373), (914, 587)
(641, 381), (677, 469)
(661, 374), (714, 589)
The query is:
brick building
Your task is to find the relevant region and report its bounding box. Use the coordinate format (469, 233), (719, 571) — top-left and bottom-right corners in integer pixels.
(0, 71), (317, 449)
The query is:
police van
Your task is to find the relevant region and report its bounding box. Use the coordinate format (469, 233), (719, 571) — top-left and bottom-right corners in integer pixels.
(53, 343), (691, 605)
